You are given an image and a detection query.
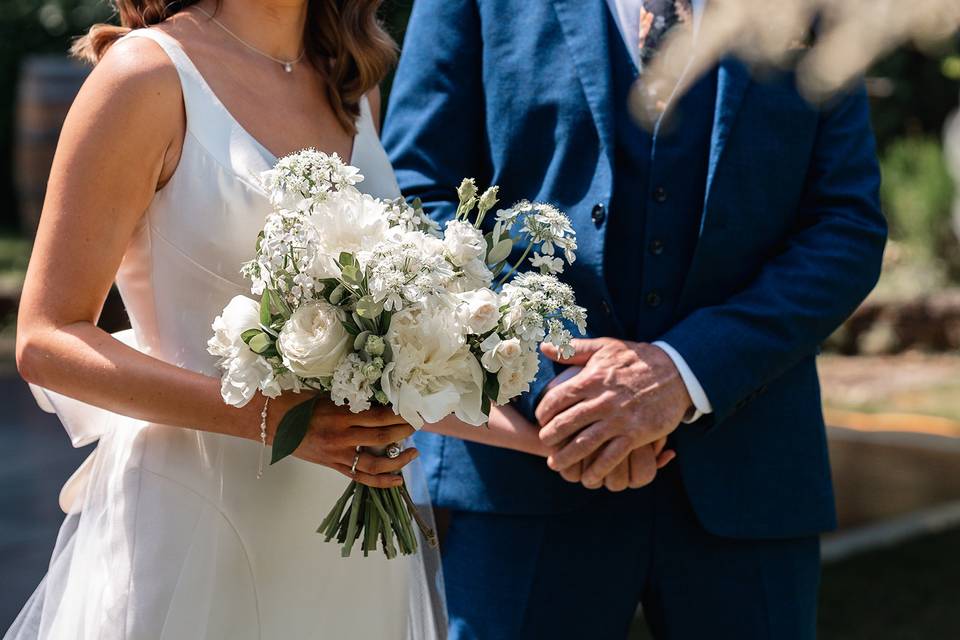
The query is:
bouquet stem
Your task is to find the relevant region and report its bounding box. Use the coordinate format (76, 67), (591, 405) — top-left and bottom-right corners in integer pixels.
(318, 479), (438, 558)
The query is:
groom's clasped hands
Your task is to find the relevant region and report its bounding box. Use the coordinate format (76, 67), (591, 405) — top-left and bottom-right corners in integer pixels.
(535, 339), (692, 492)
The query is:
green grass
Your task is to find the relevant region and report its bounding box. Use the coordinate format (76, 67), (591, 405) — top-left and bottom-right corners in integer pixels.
(630, 527), (960, 639)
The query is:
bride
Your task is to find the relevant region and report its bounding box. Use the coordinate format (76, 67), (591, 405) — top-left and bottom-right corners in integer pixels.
(7, 1), (548, 638)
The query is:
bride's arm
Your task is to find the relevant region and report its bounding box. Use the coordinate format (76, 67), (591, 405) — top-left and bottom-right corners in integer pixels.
(11, 39), (251, 433)
(423, 404), (549, 457)
(14, 40), (414, 486)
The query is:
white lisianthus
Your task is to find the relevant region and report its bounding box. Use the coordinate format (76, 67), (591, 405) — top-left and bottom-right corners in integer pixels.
(330, 353), (376, 413)
(443, 220), (487, 267)
(381, 296), (486, 428)
(478, 334), (540, 403)
(456, 288), (501, 335)
(207, 296), (280, 407)
(277, 300), (351, 378)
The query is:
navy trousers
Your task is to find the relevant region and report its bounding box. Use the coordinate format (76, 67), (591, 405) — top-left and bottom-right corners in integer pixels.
(441, 464), (820, 640)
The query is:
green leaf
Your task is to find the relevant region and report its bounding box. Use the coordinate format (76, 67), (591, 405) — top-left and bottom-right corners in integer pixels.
(355, 296), (383, 319)
(329, 284), (347, 305)
(354, 330), (371, 352)
(487, 238), (513, 265)
(248, 333), (272, 354)
(270, 396), (318, 464)
(259, 291), (272, 327)
(340, 265), (362, 285)
(480, 393), (491, 417)
(341, 320), (361, 336)
(483, 371), (500, 405)
(268, 289), (292, 319)
(338, 252), (356, 268)
(241, 329), (262, 344)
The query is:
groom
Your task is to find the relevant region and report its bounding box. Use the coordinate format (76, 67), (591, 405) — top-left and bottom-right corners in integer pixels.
(384, 0), (886, 638)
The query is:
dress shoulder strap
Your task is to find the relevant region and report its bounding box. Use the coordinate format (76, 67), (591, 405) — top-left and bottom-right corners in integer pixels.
(120, 29), (275, 171)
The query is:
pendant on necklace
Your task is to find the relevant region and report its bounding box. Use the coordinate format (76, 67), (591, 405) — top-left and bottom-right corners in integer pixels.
(284, 62), (293, 73)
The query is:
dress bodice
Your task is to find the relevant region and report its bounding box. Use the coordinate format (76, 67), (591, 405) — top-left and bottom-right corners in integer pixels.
(117, 28), (401, 376)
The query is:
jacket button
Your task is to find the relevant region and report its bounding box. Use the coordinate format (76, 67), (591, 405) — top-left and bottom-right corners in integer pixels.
(591, 203), (606, 224)
(653, 186), (667, 203)
(649, 239), (665, 255)
(645, 291), (662, 308)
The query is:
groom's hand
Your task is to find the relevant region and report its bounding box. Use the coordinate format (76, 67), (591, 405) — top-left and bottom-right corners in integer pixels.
(536, 339), (691, 487)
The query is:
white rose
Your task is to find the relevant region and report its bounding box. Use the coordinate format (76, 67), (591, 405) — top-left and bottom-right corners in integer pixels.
(208, 296), (279, 407)
(495, 348), (540, 404)
(479, 334), (522, 373)
(443, 220), (486, 267)
(456, 288), (501, 335)
(277, 300), (352, 378)
(479, 334), (539, 403)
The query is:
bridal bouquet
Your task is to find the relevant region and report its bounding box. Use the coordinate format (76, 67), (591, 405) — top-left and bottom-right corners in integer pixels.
(208, 149), (586, 558)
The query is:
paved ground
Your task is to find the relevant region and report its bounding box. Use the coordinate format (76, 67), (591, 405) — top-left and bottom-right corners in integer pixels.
(0, 375), (93, 630)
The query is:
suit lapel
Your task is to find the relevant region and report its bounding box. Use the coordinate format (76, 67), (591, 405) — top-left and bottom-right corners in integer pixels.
(551, 0), (615, 170)
(702, 57), (752, 229)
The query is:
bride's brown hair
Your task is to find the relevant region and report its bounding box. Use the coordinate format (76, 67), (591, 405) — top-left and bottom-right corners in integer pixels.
(72, 0), (396, 134)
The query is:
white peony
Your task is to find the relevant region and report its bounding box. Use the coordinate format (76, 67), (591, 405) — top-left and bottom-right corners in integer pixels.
(207, 296), (280, 407)
(479, 334), (540, 403)
(306, 190), (391, 279)
(381, 296), (486, 429)
(456, 288), (502, 335)
(443, 219), (487, 267)
(277, 300), (352, 378)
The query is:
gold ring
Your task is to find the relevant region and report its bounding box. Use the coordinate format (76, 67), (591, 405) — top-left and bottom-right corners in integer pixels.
(350, 446), (362, 476)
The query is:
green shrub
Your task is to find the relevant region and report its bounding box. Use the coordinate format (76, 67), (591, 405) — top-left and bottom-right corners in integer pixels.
(880, 137), (957, 269)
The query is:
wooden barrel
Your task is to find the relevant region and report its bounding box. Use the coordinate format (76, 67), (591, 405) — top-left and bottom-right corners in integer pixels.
(14, 55), (90, 235)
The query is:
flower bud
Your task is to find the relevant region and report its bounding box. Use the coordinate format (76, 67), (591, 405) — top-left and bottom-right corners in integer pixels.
(364, 334), (386, 356)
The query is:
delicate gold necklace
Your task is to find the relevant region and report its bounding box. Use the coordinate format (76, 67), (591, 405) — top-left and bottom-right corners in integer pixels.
(194, 6), (305, 73)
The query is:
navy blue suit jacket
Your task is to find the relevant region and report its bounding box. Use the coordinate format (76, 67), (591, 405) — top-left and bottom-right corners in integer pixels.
(383, 0), (886, 539)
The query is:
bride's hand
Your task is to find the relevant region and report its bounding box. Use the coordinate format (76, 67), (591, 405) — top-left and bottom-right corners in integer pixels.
(266, 393), (418, 488)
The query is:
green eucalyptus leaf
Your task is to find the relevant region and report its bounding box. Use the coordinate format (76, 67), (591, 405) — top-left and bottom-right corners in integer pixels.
(340, 265), (362, 285)
(356, 296), (383, 319)
(354, 330), (372, 352)
(270, 396), (319, 464)
(259, 291), (272, 327)
(487, 238), (514, 265)
(241, 329), (262, 344)
(248, 333), (272, 354)
(338, 252), (356, 267)
(329, 284), (347, 305)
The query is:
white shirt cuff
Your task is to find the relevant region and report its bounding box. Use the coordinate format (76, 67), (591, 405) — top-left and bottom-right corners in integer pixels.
(652, 340), (713, 423)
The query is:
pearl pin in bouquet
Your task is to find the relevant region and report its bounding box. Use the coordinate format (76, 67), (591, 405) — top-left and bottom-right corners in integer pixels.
(208, 150), (586, 558)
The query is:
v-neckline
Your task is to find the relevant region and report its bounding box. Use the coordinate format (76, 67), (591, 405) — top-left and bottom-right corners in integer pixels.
(148, 29), (358, 166)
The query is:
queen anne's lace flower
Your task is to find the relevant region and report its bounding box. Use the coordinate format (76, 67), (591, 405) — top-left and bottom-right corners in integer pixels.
(260, 149), (361, 210)
(363, 230), (454, 311)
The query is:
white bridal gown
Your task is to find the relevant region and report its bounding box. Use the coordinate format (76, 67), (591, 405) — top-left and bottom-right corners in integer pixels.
(6, 29), (445, 640)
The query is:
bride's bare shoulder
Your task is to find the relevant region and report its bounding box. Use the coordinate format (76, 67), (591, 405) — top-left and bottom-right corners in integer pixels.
(60, 33), (186, 168)
(75, 34), (183, 128)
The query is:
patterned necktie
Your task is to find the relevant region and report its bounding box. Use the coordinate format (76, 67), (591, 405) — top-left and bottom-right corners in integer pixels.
(638, 0), (693, 73)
